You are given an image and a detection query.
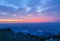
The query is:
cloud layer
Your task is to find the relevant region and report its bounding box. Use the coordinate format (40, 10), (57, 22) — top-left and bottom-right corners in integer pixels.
(0, 0), (60, 22)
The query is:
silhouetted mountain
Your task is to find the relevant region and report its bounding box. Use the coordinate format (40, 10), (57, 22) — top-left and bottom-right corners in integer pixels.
(0, 28), (60, 41)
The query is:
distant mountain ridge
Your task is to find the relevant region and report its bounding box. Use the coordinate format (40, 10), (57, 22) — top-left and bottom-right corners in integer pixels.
(0, 22), (60, 36)
(0, 28), (60, 41)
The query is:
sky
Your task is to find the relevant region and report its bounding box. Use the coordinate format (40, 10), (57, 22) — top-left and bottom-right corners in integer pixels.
(0, 0), (60, 23)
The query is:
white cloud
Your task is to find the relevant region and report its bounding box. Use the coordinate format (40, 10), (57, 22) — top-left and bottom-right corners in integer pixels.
(5, 4), (19, 9)
(26, 7), (31, 12)
(0, 3), (19, 10)
(0, 12), (8, 15)
(41, 0), (52, 5)
(36, 5), (58, 12)
(23, 4), (31, 12)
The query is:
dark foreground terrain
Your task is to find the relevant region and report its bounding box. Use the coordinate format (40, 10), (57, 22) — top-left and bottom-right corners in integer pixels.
(0, 28), (60, 41)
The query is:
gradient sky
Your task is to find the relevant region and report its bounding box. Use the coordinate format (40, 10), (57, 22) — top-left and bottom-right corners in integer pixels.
(0, 0), (60, 22)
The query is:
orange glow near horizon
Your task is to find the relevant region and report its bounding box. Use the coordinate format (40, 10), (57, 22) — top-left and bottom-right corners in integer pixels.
(0, 17), (56, 23)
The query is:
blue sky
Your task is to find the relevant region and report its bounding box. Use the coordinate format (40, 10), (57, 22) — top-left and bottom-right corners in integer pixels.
(0, 0), (60, 22)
